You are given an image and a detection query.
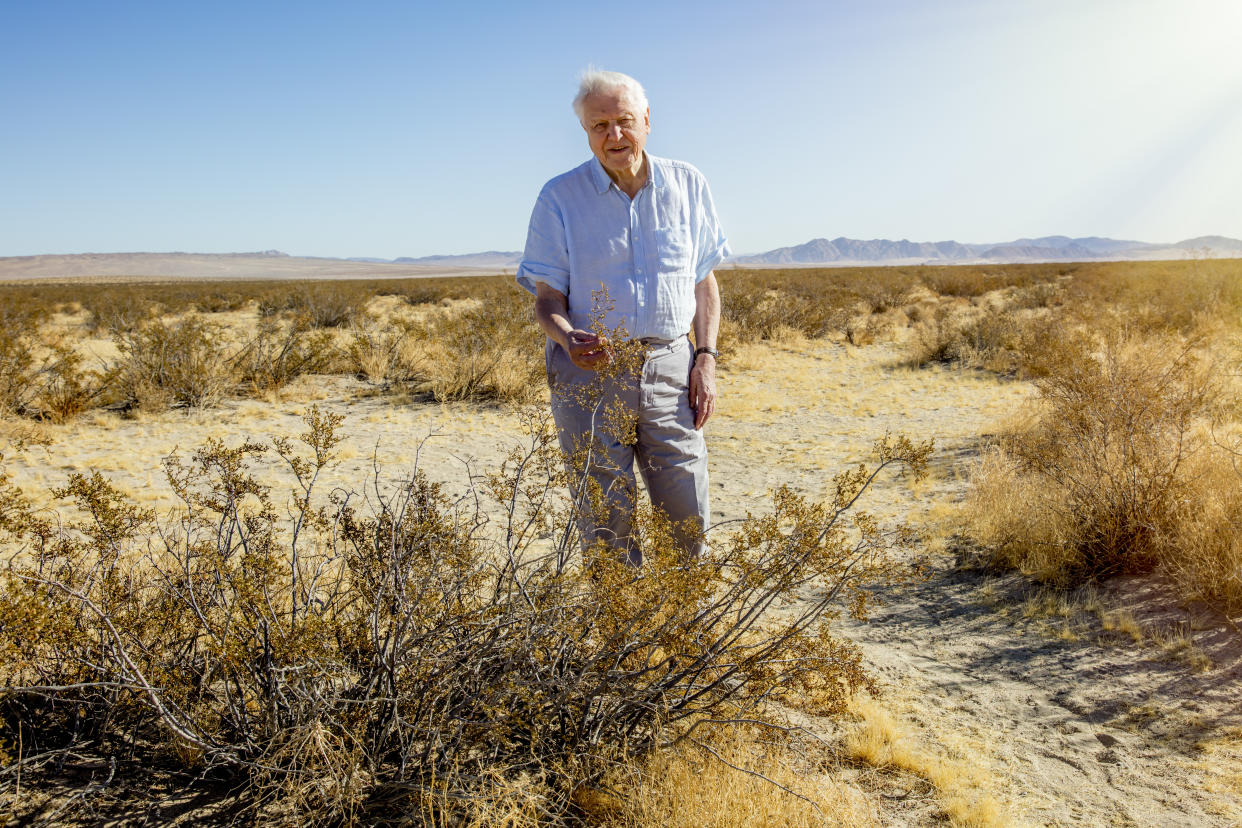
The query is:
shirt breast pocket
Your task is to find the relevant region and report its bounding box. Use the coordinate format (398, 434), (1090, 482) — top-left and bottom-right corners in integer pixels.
(654, 224), (694, 276)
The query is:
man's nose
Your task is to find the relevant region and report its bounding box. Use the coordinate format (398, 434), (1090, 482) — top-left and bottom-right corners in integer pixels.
(607, 123), (623, 141)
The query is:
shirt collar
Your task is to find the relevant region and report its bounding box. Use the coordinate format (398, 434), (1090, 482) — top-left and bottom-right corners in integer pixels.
(590, 152), (664, 195)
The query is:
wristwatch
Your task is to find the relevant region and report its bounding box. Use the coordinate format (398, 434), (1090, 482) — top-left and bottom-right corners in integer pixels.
(694, 346), (719, 361)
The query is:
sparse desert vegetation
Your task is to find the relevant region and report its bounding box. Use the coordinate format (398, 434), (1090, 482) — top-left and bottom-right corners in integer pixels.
(2, 258), (1242, 825)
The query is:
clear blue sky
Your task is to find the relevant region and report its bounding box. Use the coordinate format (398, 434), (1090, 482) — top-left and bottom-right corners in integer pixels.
(3, 0), (1240, 258)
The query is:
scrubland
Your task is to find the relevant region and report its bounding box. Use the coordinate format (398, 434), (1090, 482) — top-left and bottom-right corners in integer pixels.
(2, 259), (1241, 826)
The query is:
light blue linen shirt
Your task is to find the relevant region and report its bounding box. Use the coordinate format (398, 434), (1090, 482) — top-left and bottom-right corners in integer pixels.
(516, 154), (730, 341)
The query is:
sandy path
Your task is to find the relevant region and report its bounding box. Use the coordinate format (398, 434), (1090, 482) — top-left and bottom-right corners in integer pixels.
(840, 567), (1242, 826)
(4, 337), (1239, 826)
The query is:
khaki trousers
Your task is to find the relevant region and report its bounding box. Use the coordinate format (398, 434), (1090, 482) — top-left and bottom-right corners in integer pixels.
(546, 335), (710, 564)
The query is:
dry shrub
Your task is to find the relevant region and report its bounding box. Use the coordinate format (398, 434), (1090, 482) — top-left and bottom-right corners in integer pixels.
(957, 312), (1023, 367)
(82, 290), (159, 332)
(0, 406), (930, 825)
(920, 267), (1000, 298)
(28, 342), (111, 422)
(0, 307), (109, 422)
(857, 276), (915, 314)
(719, 284), (787, 348)
(906, 299), (1071, 376)
(346, 314), (426, 386)
(966, 328), (1242, 607)
(1010, 278), (1066, 310)
(1063, 258), (1242, 334)
(718, 282), (851, 353)
(234, 315), (335, 395)
(0, 306), (44, 416)
(1160, 447), (1242, 610)
(715, 267), (928, 355)
(1011, 314), (1093, 379)
(964, 448), (1074, 582)
(382, 283), (454, 306)
(411, 287), (545, 402)
(258, 282), (368, 328)
(191, 288), (250, 313)
(906, 304), (971, 367)
(905, 303), (1025, 370)
(113, 314), (235, 410)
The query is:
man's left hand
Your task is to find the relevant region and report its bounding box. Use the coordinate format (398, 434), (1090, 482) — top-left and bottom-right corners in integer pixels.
(689, 353), (716, 429)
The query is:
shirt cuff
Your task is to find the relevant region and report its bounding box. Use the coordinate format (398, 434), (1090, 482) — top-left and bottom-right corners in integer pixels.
(516, 264), (569, 295)
(696, 240), (732, 282)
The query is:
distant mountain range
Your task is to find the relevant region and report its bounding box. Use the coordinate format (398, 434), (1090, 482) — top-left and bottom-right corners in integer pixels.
(387, 250), (523, 268)
(728, 235), (1242, 265)
(3, 235), (1239, 281)
(359, 234), (1242, 268)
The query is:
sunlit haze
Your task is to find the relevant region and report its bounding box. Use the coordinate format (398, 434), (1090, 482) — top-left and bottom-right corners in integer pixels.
(2, 0), (1239, 258)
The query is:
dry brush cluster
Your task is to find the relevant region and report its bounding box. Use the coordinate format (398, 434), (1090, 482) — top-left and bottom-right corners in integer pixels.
(5, 261), (1173, 424)
(0, 392), (931, 824)
(0, 277), (550, 419)
(959, 259), (1242, 611)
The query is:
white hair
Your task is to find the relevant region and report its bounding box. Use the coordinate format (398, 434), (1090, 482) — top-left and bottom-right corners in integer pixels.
(572, 69), (648, 124)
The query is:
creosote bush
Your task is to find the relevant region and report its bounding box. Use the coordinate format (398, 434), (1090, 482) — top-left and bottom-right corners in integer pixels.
(233, 315), (336, 395)
(347, 288), (544, 402)
(27, 341), (112, 422)
(416, 288), (545, 402)
(112, 314), (235, 410)
(0, 307), (109, 421)
(258, 282), (369, 328)
(0, 403), (930, 824)
(1059, 258), (1242, 334)
(82, 290), (159, 333)
(0, 307), (47, 416)
(905, 305), (1029, 373)
(965, 328), (1242, 607)
(347, 313), (425, 386)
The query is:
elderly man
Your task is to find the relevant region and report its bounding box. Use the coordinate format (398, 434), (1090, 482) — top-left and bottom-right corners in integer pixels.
(516, 70), (730, 564)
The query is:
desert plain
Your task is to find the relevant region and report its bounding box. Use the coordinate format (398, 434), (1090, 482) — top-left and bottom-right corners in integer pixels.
(1, 260), (1241, 826)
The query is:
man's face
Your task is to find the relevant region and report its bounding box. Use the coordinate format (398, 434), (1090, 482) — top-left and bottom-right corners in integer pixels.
(581, 88), (650, 180)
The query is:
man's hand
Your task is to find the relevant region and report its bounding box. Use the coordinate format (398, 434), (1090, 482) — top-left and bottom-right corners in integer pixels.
(534, 283), (612, 371)
(689, 352), (716, 429)
(566, 329), (612, 370)
(690, 272), (721, 430)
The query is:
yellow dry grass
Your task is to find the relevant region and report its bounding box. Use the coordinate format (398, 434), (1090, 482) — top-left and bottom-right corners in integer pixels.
(580, 727), (877, 828)
(1196, 726), (1242, 823)
(1150, 624), (1214, 673)
(844, 696), (1013, 827)
(1099, 608), (1145, 644)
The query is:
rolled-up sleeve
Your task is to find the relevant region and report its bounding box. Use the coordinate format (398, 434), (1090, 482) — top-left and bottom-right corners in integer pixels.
(694, 176), (730, 283)
(516, 190), (570, 296)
